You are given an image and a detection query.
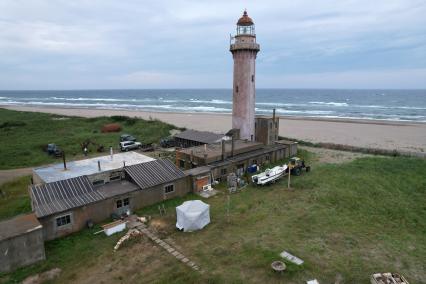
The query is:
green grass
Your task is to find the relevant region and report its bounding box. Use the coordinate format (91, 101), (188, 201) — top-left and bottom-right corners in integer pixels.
(0, 225), (126, 284)
(139, 155), (426, 283)
(0, 108), (177, 169)
(0, 151), (425, 283)
(0, 176), (32, 221)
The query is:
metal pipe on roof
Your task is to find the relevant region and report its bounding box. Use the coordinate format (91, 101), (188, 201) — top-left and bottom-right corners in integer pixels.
(221, 139), (226, 161)
(98, 160), (101, 171)
(231, 136), (235, 157)
(110, 146), (113, 160)
(62, 152), (67, 170)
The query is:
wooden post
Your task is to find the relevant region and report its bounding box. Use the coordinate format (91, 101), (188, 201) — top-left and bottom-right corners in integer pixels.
(287, 165), (291, 189)
(226, 194), (230, 223)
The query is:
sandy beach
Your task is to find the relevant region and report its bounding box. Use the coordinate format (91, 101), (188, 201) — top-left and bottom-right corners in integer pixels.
(2, 105), (426, 155)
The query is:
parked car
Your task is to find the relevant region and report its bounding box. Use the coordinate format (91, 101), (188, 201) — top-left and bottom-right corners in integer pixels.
(119, 141), (142, 151)
(120, 134), (137, 142)
(47, 143), (62, 157)
(160, 137), (175, 148)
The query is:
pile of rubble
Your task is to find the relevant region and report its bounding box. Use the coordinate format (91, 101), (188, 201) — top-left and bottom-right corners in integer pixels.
(113, 229), (142, 251)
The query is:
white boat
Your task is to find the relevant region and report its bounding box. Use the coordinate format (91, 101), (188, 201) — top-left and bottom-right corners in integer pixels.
(251, 164), (288, 185)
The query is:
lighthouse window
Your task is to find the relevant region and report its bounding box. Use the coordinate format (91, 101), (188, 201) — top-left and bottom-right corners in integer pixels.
(252, 75), (254, 82)
(236, 85), (239, 93)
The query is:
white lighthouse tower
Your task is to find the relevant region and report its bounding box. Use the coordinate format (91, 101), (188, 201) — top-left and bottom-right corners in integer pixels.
(230, 10), (260, 141)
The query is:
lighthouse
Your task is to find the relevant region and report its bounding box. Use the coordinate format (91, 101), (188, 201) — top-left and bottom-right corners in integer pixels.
(230, 10), (260, 141)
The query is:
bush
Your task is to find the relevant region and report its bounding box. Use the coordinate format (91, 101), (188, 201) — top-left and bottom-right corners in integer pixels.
(0, 121), (27, 129)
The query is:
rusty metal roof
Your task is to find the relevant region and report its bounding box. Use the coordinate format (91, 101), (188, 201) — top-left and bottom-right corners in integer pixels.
(0, 213), (42, 241)
(237, 10), (254, 26)
(175, 129), (225, 144)
(125, 159), (186, 190)
(30, 176), (106, 218)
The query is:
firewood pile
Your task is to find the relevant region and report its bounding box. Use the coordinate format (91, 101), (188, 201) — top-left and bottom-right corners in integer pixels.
(113, 229), (142, 251)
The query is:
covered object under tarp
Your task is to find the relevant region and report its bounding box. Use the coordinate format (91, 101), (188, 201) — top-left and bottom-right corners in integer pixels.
(176, 200), (210, 232)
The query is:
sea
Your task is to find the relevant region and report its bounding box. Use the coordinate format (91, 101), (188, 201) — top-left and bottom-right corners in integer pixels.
(0, 89), (425, 122)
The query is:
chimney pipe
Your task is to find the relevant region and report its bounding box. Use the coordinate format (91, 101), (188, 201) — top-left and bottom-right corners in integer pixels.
(110, 146), (113, 160)
(231, 136), (235, 157)
(98, 160), (101, 171)
(123, 161), (126, 167)
(221, 139), (226, 161)
(62, 152), (67, 170)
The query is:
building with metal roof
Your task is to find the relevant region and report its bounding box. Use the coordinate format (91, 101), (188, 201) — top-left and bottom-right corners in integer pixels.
(30, 176), (106, 218)
(30, 159), (190, 241)
(174, 129), (228, 148)
(33, 151), (155, 184)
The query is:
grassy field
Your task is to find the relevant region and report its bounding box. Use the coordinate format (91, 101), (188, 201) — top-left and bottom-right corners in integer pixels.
(1, 152), (425, 283)
(0, 176), (32, 221)
(0, 108), (177, 170)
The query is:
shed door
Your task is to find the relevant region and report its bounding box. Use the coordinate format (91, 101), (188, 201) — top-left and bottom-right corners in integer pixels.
(195, 176), (209, 192)
(115, 197), (130, 215)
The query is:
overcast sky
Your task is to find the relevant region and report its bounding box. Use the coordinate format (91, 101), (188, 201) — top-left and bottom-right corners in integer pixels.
(0, 0), (425, 89)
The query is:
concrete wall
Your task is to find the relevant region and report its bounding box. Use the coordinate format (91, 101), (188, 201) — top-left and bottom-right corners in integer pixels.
(39, 176), (190, 241)
(255, 117), (279, 145)
(0, 229), (45, 273)
(231, 35), (259, 141)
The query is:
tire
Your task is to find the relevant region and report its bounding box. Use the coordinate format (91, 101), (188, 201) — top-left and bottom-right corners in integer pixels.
(125, 148), (129, 152)
(294, 168), (301, 176)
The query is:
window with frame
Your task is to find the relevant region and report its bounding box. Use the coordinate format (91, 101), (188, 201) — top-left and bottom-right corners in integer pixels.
(266, 155), (270, 161)
(116, 197), (130, 208)
(123, 198), (129, 206)
(179, 159), (185, 169)
(56, 214), (71, 227)
(164, 184), (174, 194)
(220, 168), (227, 175)
(116, 199), (123, 208)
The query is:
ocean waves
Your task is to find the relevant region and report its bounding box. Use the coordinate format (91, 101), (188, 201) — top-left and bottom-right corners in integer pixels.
(1, 89), (425, 122)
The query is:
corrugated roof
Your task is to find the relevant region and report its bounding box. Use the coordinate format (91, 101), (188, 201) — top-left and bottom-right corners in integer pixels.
(34, 152), (155, 183)
(0, 213), (42, 241)
(175, 129), (225, 144)
(30, 176), (106, 218)
(125, 159), (186, 190)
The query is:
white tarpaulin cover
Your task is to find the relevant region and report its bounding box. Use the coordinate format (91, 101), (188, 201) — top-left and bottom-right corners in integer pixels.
(176, 200), (210, 232)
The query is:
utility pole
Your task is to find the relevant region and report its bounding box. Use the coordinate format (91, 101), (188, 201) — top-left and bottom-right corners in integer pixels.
(287, 165), (292, 190)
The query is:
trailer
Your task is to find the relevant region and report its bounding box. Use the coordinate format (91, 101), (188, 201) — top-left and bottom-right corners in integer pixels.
(251, 165), (288, 185)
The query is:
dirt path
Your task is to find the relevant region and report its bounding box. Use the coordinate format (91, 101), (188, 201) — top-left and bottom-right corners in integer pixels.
(0, 167), (33, 185)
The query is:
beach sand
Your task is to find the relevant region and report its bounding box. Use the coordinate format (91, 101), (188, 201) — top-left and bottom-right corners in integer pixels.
(2, 105), (426, 154)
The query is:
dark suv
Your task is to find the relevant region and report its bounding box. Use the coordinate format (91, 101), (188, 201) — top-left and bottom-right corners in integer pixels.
(120, 134), (136, 142)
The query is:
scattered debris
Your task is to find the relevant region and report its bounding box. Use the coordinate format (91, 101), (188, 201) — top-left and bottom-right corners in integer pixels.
(307, 279), (319, 284)
(114, 229), (143, 251)
(271, 261), (286, 273)
(22, 268), (61, 284)
(370, 272), (409, 284)
(280, 251), (304, 265)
